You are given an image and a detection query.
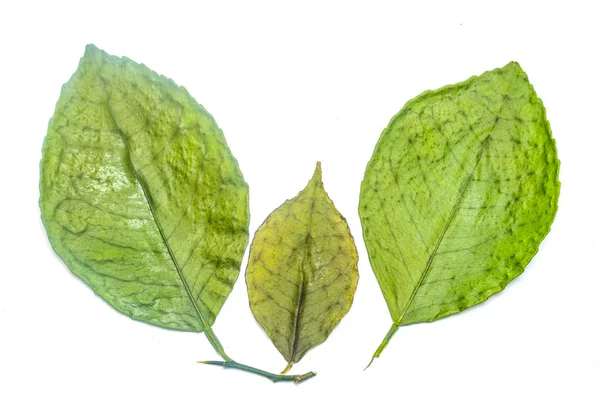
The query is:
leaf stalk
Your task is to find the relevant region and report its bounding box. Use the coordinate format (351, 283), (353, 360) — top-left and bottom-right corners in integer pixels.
(366, 323), (400, 369)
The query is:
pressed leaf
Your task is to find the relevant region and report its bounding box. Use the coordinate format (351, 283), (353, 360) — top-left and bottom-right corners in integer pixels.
(246, 163), (359, 371)
(359, 62), (560, 361)
(40, 45), (249, 332)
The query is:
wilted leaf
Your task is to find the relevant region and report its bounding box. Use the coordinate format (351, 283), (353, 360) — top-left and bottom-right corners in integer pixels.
(359, 62), (560, 361)
(246, 163), (358, 371)
(40, 45), (249, 332)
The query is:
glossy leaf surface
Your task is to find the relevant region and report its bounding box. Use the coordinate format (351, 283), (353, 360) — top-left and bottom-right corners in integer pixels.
(246, 163), (358, 369)
(359, 63), (559, 357)
(40, 45), (249, 332)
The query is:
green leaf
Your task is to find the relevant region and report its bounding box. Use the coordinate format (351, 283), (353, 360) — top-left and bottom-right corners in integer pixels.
(359, 62), (560, 362)
(41, 45), (316, 384)
(246, 163), (359, 372)
(40, 45), (249, 333)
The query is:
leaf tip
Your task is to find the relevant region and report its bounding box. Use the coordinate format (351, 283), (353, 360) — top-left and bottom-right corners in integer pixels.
(84, 43), (101, 56)
(312, 161), (323, 182)
(502, 61), (527, 78)
(82, 44), (106, 69)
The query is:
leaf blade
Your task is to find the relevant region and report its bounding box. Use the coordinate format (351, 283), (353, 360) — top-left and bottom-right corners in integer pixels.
(246, 163), (359, 365)
(359, 63), (559, 351)
(40, 45), (249, 332)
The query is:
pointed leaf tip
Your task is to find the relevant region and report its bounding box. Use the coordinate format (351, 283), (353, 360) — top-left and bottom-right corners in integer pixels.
(84, 43), (102, 57)
(312, 161), (323, 182)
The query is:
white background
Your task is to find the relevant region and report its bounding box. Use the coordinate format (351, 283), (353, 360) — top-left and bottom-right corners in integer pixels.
(1, 1), (599, 416)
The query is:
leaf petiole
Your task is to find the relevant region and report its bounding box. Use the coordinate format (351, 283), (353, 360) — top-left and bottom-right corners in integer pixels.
(366, 323), (400, 369)
(280, 361), (294, 375)
(202, 327), (233, 362)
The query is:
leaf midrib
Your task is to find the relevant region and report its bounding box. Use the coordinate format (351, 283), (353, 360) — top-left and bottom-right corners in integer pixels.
(289, 179), (319, 362)
(396, 120), (498, 326)
(99, 73), (210, 331)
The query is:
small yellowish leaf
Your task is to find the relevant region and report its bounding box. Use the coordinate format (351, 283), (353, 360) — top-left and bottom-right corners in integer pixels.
(246, 163), (358, 370)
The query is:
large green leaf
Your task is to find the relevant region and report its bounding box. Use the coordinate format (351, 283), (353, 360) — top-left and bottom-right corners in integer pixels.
(246, 163), (358, 372)
(359, 62), (560, 360)
(40, 45), (249, 332)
